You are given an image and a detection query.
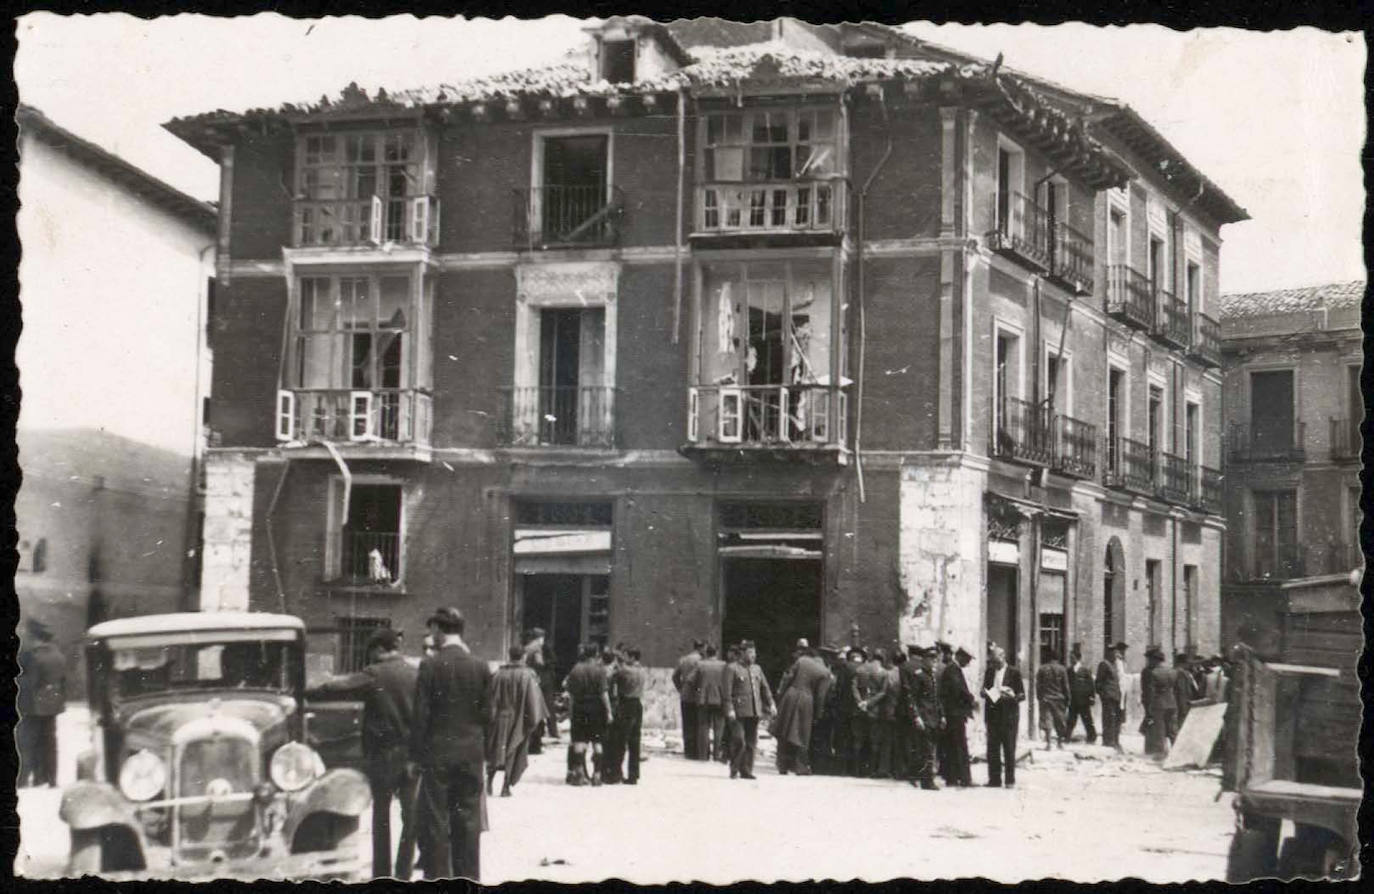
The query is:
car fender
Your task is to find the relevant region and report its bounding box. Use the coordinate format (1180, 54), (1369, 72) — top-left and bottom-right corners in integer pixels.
(282, 768), (372, 844)
(59, 781), (140, 832)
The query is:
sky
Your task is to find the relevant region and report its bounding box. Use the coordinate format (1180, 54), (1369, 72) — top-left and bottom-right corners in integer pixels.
(15, 14), (1365, 294)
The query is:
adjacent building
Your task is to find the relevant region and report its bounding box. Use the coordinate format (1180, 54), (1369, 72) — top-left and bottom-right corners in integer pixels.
(166, 18), (1245, 721)
(16, 105), (218, 692)
(1217, 279), (1365, 655)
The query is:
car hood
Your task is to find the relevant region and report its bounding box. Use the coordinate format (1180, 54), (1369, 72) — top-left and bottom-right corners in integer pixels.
(122, 695), (295, 749)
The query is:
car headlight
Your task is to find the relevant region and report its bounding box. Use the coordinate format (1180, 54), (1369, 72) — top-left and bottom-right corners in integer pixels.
(118, 749), (167, 802)
(269, 742), (321, 792)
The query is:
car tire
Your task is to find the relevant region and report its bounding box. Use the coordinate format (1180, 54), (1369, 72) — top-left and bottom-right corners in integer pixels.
(1226, 829), (1277, 882)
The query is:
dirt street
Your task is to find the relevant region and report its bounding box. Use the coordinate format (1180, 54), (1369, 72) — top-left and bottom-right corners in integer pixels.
(16, 707), (1235, 883)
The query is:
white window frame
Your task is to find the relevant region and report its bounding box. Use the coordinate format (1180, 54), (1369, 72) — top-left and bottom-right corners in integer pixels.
(1106, 359), (1131, 444)
(1184, 394), (1202, 470)
(992, 319), (1025, 446)
(995, 136), (1026, 237)
(718, 386), (743, 443)
(276, 389), (296, 442)
(1147, 371), (1168, 455)
(349, 390), (375, 442)
(687, 387), (700, 443)
(1043, 341), (1073, 416)
(529, 127), (616, 236)
(1107, 190), (1132, 269)
(324, 474), (406, 584)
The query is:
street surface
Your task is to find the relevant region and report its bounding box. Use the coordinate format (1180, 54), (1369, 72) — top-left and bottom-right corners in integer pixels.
(16, 707), (1235, 883)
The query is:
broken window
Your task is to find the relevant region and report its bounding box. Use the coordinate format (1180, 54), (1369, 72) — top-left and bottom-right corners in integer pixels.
(330, 483), (402, 585)
(701, 108), (839, 232)
(295, 129), (436, 245)
(287, 272), (431, 442)
(696, 260), (843, 443)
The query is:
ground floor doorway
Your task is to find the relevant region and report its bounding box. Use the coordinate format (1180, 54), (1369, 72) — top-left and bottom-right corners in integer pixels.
(721, 558), (822, 689)
(518, 573), (610, 681)
(987, 563), (1019, 662)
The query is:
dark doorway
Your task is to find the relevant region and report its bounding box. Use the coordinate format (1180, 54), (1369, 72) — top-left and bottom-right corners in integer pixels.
(520, 573), (610, 682)
(539, 308), (582, 445)
(1250, 369), (1295, 454)
(987, 564), (1018, 661)
(1104, 537), (1126, 657)
(722, 558), (822, 690)
(541, 135), (608, 244)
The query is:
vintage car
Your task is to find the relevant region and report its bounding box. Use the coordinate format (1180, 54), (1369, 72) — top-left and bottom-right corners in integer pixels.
(60, 612), (371, 880)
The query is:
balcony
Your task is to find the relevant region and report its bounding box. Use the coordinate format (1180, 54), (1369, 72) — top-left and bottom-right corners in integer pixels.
(1156, 451), (1191, 505)
(1152, 288), (1190, 350)
(1105, 264), (1154, 332)
(1048, 221), (1094, 295)
(1103, 436), (1155, 495)
(694, 180), (844, 240)
(683, 384), (849, 464)
(1188, 313), (1222, 368)
(283, 388), (431, 458)
(992, 397), (1053, 466)
(1246, 543), (1307, 582)
(1329, 417), (1361, 462)
(335, 531), (401, 586)
(988, 191), (1050, 271)
(1051, 413), (1098, 479)
(500, 385), (616, 449)
(1228, 422), (1306, 464)
(293, 195), (439, 248)
(1194, 465), (1223, 514)
(513, 185), (623, 249)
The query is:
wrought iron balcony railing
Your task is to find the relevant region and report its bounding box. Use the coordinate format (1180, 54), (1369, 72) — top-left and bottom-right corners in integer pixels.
(337, 531), (401, 585)
(696, 179), (844, 236)
(687, 384), (848, 449)
(1105, 264), (1154, 331)
(1048, 221), (1094, 295)
(1156, 451), (1191, 505)
(1152, 288), (1190, 350)
(282, 388), (431, 447)
(989, 191), (1051, 271)
(513, 184), (623, 248)
(1195, 465), (1223, 514)
(1329, 416), (1361, 461)
(1228, 422), (1306, 463)
(992, 396), (1053, 465)
(500, 385), (616, 448)
(1103, 435), (1155, 495)
(1052, 413), (1098, 479)
(293, 195), (439, 248)
(1188, 313), (1222, 367)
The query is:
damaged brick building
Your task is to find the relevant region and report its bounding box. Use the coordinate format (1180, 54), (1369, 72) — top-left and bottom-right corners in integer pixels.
(167, 18), (1244, 710)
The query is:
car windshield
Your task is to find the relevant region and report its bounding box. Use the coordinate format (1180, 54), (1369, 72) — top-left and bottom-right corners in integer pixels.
(107, 639), (293, 702)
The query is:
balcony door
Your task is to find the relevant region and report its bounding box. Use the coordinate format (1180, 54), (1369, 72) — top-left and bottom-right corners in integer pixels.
(540, 135), (609, 244)
(1250, 369), (1295, 454)
(537, 307), (606, 446)
(1253, 489), (1298, 579)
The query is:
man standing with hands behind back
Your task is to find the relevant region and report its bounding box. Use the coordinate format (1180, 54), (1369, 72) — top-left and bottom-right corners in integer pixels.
(673, 640), (704, 759)
(982, 644), (1025, 788)
(724, 640), (774, 780)
(410, 607), (491, 881)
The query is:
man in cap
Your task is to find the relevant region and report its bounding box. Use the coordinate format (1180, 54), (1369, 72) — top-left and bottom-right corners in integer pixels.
(773, 640), (831, 775)
(1035, 648), (1071, 750)
(833, 645), (864, 776)
(938, 646), (976, 787)
(982, 644), (1025, 787)
(607, 646), (648, 784)
(410, 607), (491, 880)
(564, 643), (613, 785)
(312, 627), (418, 877)
(724, 640), (775, 779)
(903, 646), (942, 790)
(856, 647), (894, 777)
(689, 644), (729, 763)
(672, 639), (704, 759)
(17, 618), (67, 789)
(1095, 641), (1128, 751)
(810, 644), (844, 774)
(1065, 644), (1098, 744)
(521, 628), (550, 754)
(1140, 645), (1177, 758)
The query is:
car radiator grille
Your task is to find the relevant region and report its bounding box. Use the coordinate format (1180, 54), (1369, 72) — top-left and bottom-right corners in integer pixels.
(174, 737), (261, 860)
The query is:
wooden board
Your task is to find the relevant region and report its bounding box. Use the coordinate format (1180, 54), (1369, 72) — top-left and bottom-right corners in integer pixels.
(1163, 702), (1227, 770)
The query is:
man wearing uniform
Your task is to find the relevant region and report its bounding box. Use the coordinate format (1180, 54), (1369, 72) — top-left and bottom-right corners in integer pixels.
(672, 640), (704, 759)
(607, 647), (648, 784)
(1035, 650), (1071, 749)
(564, 644), (613, 785)
(907, 646), (943, 790)
(938, 646), (976, 787)
(888, 648), (912, 780)
(932, 642), (953, 780)
(724, 640), (774, 779)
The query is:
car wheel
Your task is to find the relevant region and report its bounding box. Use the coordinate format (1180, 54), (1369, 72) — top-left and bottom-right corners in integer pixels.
(1226, 829), (1277, 882)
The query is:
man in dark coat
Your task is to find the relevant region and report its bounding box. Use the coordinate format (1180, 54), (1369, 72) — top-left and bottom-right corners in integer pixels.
(938, 646), (976, 787)
(565, 643), (613, 785)
(1035, 650), (1071, 749)
(1095, 641), (1128, 751)
(521, 629), (550, 754)
(672, 640), (704, 759)
(1173, 652), (1198, 729)
(313, 627), (418, 878)
(982, 645), (1025, 788)
(17, 618), (67, 789)
(809, 645), (842, 774)
(1065, 645), (1098, 744)
(410, 607), (491, 881)
(485, 645), (546, 797)
(856, 647), (892, 777)
(905, 646), (943, 790)
(773, 641), (832, 775)
(832, 647), (863, 776)
(607, 647), (648, 784)
(1140, 645), (1177, 758)
(724, 640), (775, 780)
(932, 642), (953, 779)
(690, 644), (728, 762)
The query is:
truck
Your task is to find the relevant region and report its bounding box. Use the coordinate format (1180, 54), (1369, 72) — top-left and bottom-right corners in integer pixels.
(1223, 572), (1362, 881)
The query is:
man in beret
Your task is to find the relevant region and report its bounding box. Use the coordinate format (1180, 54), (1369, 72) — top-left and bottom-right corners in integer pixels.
(410, 607), (491, 880)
